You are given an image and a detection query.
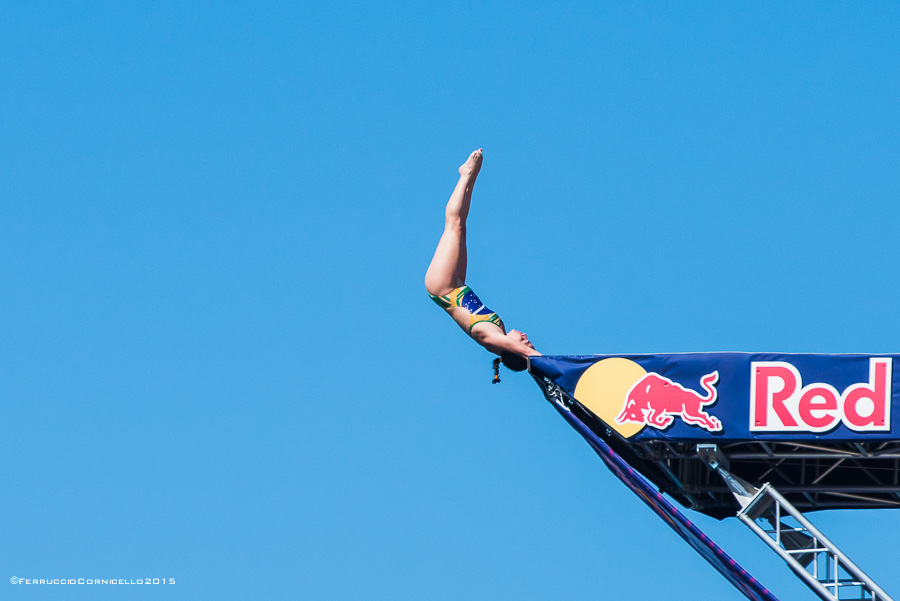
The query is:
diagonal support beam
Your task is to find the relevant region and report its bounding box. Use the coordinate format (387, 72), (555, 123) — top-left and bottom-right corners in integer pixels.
(699, 444), (896, 601)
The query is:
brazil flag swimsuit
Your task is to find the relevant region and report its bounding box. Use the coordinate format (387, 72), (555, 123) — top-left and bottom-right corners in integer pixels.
(429, 285), (505, 333)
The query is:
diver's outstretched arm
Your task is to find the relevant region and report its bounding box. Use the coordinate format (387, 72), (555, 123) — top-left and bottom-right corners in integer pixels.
(473, 326), (541, 358)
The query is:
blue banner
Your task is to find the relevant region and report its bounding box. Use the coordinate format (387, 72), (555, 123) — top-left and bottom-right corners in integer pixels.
(530, 353), (898, 441)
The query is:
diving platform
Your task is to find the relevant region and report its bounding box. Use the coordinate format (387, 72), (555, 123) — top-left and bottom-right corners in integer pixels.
(529, 352), (900, 601)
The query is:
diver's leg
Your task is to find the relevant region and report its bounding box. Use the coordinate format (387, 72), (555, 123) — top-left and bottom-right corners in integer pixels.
(455, 181), (474, 283)
(424, 150), (482, 296)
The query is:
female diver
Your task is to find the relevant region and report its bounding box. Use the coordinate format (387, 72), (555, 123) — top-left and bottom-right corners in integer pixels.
(425, 149), (540, 380)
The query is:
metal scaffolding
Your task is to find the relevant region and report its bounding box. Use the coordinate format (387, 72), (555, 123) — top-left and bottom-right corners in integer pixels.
(700, 444), (895, 601)
(629, 439), (900, 517)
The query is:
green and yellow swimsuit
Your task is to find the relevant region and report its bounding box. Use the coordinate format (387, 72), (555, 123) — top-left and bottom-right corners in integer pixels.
(428, 285), (505, 333)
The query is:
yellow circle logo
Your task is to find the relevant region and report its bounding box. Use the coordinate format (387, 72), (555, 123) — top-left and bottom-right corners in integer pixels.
(573, 358), (647, 438)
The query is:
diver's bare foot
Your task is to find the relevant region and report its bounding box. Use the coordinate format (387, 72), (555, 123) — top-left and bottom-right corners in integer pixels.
(459, 149), (483, 179)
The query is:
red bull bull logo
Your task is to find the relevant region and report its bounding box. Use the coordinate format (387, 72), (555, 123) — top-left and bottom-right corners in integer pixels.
(616, 371), (723, 432)
(750, 358), (891, 432)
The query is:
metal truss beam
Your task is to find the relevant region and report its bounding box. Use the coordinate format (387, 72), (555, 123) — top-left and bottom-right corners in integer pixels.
(627, 440), (900, 514)
(699, 446), (896, 601)
(738, 483), (895, 601)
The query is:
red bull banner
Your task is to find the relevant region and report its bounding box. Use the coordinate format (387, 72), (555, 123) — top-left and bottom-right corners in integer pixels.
(529, 353), (899, 441)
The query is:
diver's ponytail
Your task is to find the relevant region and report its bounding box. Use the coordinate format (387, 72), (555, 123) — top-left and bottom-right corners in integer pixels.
(492, 358), (502, 384)
(492, 353), (528, 383)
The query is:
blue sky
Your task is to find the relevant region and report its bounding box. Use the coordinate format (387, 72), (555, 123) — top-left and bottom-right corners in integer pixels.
(3, 2), (900, 600)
